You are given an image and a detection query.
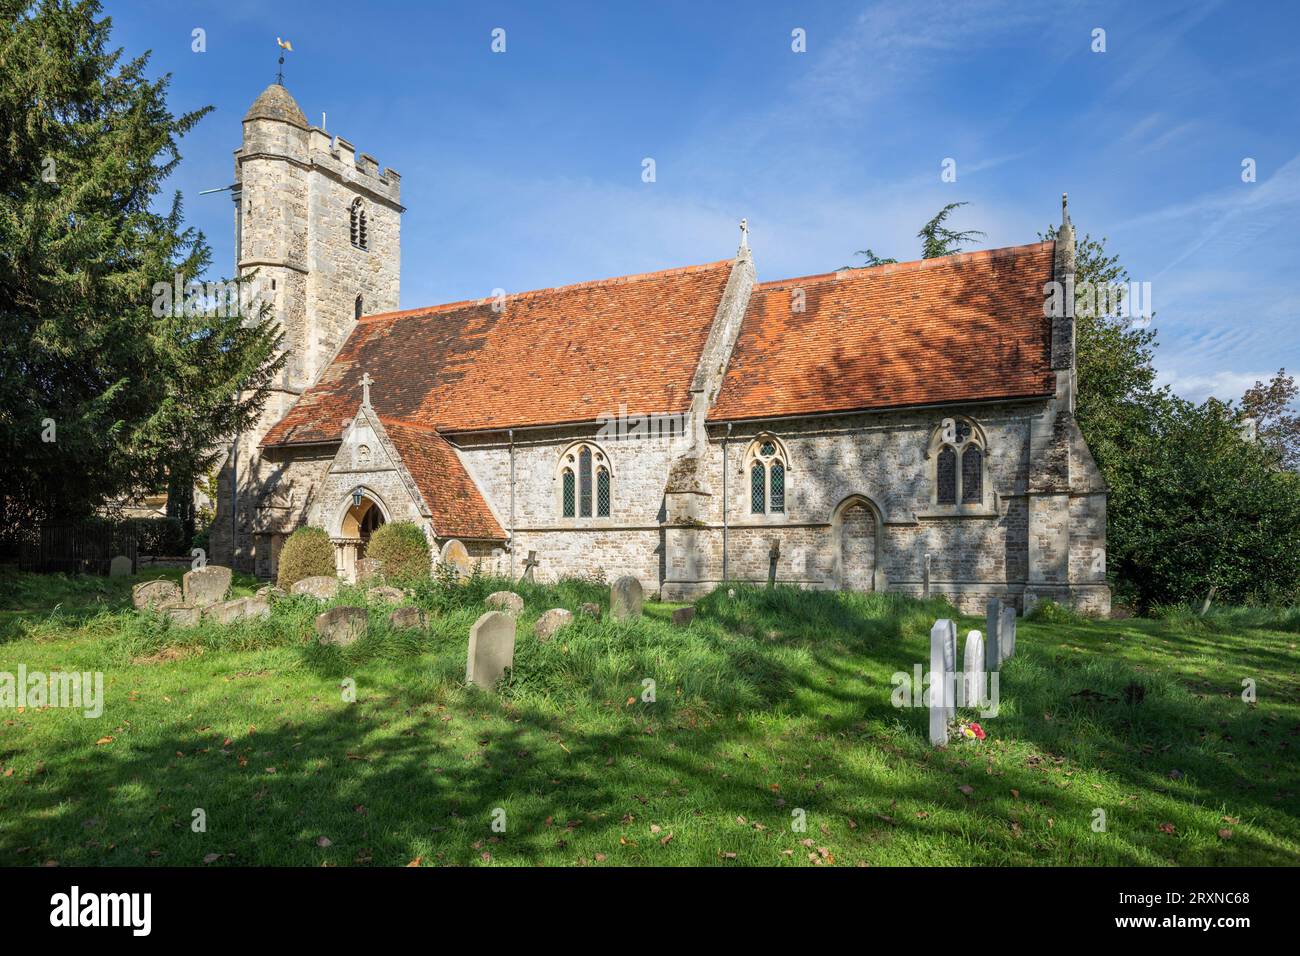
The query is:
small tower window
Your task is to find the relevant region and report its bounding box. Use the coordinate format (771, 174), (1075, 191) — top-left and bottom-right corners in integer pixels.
(354, 294), (364, 322)
(350, 198), (369, 250)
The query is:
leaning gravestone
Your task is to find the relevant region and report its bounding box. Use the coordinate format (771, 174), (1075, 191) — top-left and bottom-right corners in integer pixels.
(485, 591), (524, 616)
(315, 606), (367, 647)
(962, 630), (985, 707)
(610, 575), (643, 621)
(183, 565), (232, 608)
(671, 606), (695, 626)
(388, 605), (427, 630)
(133, 580), (181, 610)
(204, 597), (251, 625)
(109, 555), (133, 578)
(985, 598), (1002, 671)
(1000, 603), (1017, 661)
(466, 611), (516, 689)
(532, 608), (572, 642)
(440, 539), (472, 583)
(929, 619), (954, 746)
(291, 575), (339, 600)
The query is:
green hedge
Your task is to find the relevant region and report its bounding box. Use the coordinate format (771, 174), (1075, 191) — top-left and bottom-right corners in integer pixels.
(365, 522), (431, 583)
(277, 526), (336, 589)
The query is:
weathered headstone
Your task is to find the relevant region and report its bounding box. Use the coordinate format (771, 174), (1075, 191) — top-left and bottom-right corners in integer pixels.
(610, 575), (643, 621)
(388, 605), (427, 630)
(366, 585), (405, 604)
(985, 598), (1002, 671)
(578, 602), (602, 620)
(939, 619), (956, 717)
(671, 605), (695, 626)
(767, 541), (780, 588)
(160, 602), (200, 626)
(521, 550), (539, 583)
(1022, 591), (1039, 618)
(315, 606), (367, 647)
(291, 575), (339, 600)
(466, 610), (516, 689)
(532, 607), (572, 642)
(244, 593), (272, 619)
(485, 591), (524, 616)
(133, 580), (181, 610)
(962, 630), (985, 707)
(929, 619), (952, 746)
(183, 565), (232, 607)
(356, 558), (384, 583)
(204, 597), (251, 624)
(440, 539), (472, 583)
(1000, 603), (1017, 661)
(109, 555), (133, 578)
(255, 584), (288, 602)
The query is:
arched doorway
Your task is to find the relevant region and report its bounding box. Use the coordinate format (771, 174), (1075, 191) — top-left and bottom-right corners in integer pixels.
(832, 495), (883, 592)
(335, 490), (389, 581)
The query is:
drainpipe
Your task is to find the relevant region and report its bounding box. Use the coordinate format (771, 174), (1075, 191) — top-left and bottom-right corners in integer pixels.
(508, 429), (515, 578)
(722, 422), (732, 582)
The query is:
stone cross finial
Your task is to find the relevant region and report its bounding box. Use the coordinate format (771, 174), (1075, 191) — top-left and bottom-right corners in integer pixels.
(360, 372), (373, 407)
(739, 218), (749, 251)
(1061, 192), (1070, 226)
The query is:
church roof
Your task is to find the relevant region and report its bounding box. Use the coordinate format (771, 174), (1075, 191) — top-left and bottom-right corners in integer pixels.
(707, 241), (1058, 423)
(261, 259), (734, 445)
(381, 419), (504, 540)
(244, 82), (309, 128)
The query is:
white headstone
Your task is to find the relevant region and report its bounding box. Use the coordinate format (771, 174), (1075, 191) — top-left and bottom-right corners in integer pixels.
(940, 619), (956, 718)
(467, 610), (516, 690)
(985, 598), (1002, 670)
(610, 575), (643, 621)
(962, 630), (985, 707)
(1000, 604), (1017, 660)
(929, 619), (952, 746)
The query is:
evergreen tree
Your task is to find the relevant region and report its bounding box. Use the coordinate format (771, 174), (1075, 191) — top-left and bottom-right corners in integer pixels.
(0, 0), (282, 545)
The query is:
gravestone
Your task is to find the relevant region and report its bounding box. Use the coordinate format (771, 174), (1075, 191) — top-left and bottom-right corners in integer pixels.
(204, 597), (250, 624)
(244, 593), (272, 619)
(929, 620), (953, 746)
(1000, 604), (1017, 660)
(255, 584), (288, 602)
(1022, 591), (1039, 618)
(183, 565), (232, 608)
(315, 606), (367, 647)
(985, 598), (1002, 671)
(578, 602), (602, 620)
(466, 611), (516, 689)
(133, 580), (181, 610)
(962, 630), (985, 707)
(388, 605), (427, 630)
(610, 575), (643, 621)
(109, 555), (133, 578)
(160, 602), (200, 626)
(767, 541), (780, 588)
(671, 606), (695, 626)
(291, 575), (339, 600)
(485, 591), (524, 616)
(521, 550), (539, 583)
(366, 585), (405, 604)
(440, 539), (472, 583)
(356, 558), (384, 583)
(532, 608), (572, 642)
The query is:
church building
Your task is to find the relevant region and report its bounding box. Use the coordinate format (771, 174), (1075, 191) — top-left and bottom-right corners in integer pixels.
(210, 82), (1110, 615)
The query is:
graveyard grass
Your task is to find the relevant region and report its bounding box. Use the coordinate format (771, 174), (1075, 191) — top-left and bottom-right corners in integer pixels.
(1, 568), (1297, 867)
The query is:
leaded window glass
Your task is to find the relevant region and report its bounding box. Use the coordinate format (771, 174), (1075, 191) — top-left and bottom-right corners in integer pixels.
(937, 446), (957, 505)
(579, 446), (592, 517)
(954, 419), (972, 444)
(961, 446), (982, 504)
(770, 461), (785, 513)
(751, 462), (765, 514)
(562, 469), (575, 518)
(596, 467), (610, 517)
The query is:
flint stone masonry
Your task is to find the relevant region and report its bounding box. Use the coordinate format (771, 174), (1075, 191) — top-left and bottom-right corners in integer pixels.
(109, 555), (133, 578)
(292, 576), (340, 600)
(315, 606), (368, 647)
(388, 605), (427, 629)
(485, 591), (524, 616)
(466, 611), (516, 689)
(610, 576), (643, 621)
(133, 580), (181, 610)
(183, 566), (232, 608)
(532, 608), (573, 642)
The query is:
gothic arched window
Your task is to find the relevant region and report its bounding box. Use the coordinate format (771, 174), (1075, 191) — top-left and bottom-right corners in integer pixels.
(350, 198), (369, 250)
(746, 436), (789, 515)
(558, 442), (613, 519)
(931, 417), (987, 509)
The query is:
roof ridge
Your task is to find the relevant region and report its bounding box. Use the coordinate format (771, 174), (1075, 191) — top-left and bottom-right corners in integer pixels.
(359, 258), (735, 324)
(758, 240), (1054, 292)
(379, 416), (442, 436)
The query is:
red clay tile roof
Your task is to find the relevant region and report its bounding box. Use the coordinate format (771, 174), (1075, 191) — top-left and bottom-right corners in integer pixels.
(381, 418), (505, 540)
(708, 242), (1058, 422)
(261, 260), (734, 446)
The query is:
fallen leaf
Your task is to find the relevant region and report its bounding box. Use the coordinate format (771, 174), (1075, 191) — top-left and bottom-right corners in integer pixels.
(202, 853), (221, 864)
(316, 836), (332, 848)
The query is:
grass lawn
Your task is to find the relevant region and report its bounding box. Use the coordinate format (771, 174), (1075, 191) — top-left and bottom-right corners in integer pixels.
(1, 568), (1297, 867)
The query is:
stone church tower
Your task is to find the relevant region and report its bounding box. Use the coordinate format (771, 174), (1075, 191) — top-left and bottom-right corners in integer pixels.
(210, 82), (403, 572)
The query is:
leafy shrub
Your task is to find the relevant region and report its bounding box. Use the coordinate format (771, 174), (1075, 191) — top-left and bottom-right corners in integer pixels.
(1026, 599), (1084, 625)
(276, 526), (335, 589)
(365, 522), (430, 584)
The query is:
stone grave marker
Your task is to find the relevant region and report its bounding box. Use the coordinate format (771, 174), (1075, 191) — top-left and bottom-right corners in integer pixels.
(160, 603), (200, 626)
(671, 606), (695, 626)
(291, 575), (339, 600)
(204, 597), (251, 624)
(466, 611), (516, 689)
(485, 591), (524, 616)
(1023, 591), (1039, 617)
(366, 585), (405, 604)
(578, 602), (601, 620)
(767, 541), (780, 588)
(962, 629), (985, 707)
(356, 558), (384, 583)
(315, 606), (367, 647)
(929, 619), (953, 746)
(109, 555), (133, 578)
(985, 598), (1002, 670)
(532, 608), (572, 642)
(923, 553), (932, 599)
(1001, 603), (1017, 660)
(388, 605), (427, 630)
(183, 565), (232, 607)
(440, 539), (472, 583)
(133, 580), (181, 610)
(610, 575), (643, 621)
(521, 550), (539, 583)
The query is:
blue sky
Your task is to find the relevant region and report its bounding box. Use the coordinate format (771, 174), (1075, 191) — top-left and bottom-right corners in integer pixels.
(110, 0), (1299, 403)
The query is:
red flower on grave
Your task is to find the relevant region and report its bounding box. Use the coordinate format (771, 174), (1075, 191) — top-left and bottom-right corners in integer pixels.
(969, 722), (986, 741)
